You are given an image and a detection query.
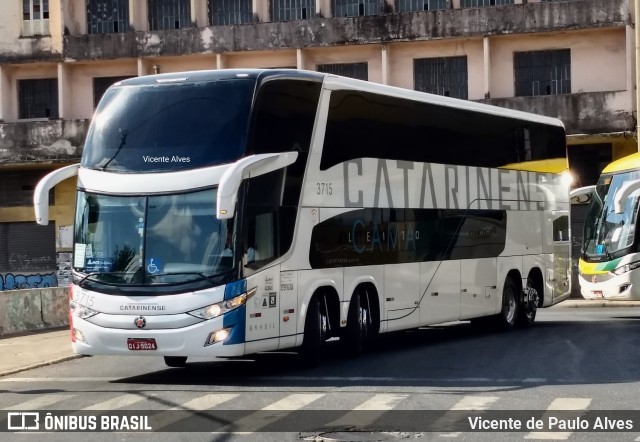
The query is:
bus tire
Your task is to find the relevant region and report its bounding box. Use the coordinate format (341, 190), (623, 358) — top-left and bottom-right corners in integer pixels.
(341, 288), (372, 357)
(517, 275), (539, 327)
(164, 356), (187, 368)
(494, 277), (519, 329)
(299, 294), (328, 367)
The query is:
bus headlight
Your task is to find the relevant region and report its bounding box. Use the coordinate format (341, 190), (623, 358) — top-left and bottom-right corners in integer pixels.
(70, 301), (98, 319)
(188, 287), (257, 320)
(612, 262), (640, 275)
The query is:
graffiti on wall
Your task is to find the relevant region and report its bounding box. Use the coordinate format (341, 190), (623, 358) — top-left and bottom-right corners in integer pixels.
(0, 273), (58, 291)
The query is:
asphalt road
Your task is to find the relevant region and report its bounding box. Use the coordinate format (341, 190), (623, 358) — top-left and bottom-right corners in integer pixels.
(2, 306), (640, 441)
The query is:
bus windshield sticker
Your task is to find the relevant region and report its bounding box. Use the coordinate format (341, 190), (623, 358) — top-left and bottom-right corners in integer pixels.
(85, 258), (114, 273)
(146, 258), (163, 274)
(74, 243), (87, 268)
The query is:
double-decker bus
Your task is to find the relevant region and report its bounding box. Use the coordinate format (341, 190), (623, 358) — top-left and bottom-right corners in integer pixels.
(34, 69), (571, 367)
(573, 153), (640, 300)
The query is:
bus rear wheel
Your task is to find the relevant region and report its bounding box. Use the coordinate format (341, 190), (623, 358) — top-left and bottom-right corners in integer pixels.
(517, 276), (539, 327)
(341, 287), (373, 357)
(299, 294), (329, 367)
(494, 278), (519, 329)
(164, 356), (187, 368)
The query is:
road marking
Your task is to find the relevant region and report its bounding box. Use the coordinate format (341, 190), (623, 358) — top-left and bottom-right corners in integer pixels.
(213, 393), (324, 434)
(325, 394), (408, 428)
(439, 395), (500, 438)
(524, 397), (592, 440)
(2, 394), (75, 410)
(0, 376), (553, 384)
(150, 393), (239, 431)
(82, 393), (148, 411)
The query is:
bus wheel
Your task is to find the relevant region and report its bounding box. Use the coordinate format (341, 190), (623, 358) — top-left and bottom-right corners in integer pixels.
(164, 356), (187, 368)
(495, 278), (518, 329)
(517, 276), (539, 327)
(299, 294), (329, 367)
(341, 288), (372, 357)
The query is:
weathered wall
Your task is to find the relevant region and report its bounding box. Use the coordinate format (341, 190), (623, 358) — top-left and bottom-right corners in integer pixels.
(60, 0), (628, 61)
(0, 120), (88, 162)
(0, 287), (68, 335)
(480, 91), (636, 135)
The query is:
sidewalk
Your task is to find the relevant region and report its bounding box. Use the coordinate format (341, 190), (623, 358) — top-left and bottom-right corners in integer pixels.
(1, 298), (640, 377)
(0, 328), (79, 377)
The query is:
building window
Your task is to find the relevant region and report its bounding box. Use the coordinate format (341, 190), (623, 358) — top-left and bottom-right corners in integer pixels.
(317, 62), (368, 81)
(414, 56), (468, 99)
(460, 0), (513, 7)
(93, 76), (135, 108)
(332, 0), (381, 17)
(87, 0), (130, 34)
(22, 0), (50, 36)
(514, 49), (571, 97)
(148, 0), (191, 30)
(0, 171), (54, 207)
(208, 0), (252, 25)
(396, 0), (448, 12)
(18, 79), (59, 119)
(270, 0), (316, 21)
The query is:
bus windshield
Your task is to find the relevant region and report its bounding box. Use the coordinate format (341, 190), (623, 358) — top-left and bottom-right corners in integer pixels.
(82, 78), (255, 172)
(582, 170), (640, 260)
(73, 188), (236, 288)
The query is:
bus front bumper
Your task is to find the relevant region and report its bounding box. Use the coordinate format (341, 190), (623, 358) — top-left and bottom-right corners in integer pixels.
(578, 272), (640, 301)
(70, 315), (246, 358)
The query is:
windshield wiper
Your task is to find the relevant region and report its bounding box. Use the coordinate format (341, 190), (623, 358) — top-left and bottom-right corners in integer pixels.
(101, 130), (128, 171)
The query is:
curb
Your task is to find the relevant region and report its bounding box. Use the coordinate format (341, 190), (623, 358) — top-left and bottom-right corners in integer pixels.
(0, 354), (83, 378)
(554, 300), (640, 308)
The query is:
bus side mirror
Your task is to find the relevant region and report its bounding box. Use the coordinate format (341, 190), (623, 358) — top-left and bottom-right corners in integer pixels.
(614, 179), (640, 214)
(569, 185), (595, 204)
(216, 152), (298, 220)
(33, 164), (80, 225)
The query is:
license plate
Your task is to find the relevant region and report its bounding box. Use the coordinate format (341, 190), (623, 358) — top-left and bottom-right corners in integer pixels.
(592, 291), (603, 298)
(127, 338), (157, 351)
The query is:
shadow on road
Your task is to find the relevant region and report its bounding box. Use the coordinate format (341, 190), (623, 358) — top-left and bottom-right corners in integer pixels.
(112, 315), (640, 390)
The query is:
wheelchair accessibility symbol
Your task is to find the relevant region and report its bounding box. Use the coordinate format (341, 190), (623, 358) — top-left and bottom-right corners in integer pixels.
(146, 258), (163, 274)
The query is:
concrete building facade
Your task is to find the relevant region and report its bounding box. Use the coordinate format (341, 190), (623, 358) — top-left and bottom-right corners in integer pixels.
(0, 0), (636, 290)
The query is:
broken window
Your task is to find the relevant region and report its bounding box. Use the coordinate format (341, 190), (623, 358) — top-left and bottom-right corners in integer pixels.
(332, 0), (381, 17)
(414, 56), (468, 100)
(22, 0), (49, 36)
(87, 0), (130, 34)
(18, 78), (59, 119)
(514, 49), (571, 97)
(270, 0), (316, 21)
(460, 0), (513, 7)
(317, 62), (369, 81)
(396, 0), (448, 12)
(209, 0), (252, 25)
(148, 0), (191, 30)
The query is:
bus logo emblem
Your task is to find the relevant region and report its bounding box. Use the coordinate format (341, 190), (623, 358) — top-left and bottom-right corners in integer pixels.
(135, 316), (147, 329)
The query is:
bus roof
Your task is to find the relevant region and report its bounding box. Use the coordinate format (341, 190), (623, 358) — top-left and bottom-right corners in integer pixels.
(115, 68), (565, 130)
(603, 152), (640, 174)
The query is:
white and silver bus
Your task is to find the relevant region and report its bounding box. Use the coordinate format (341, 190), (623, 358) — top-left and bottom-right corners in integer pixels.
(573, 153), (640, 300)
(34, 69), (571, 367)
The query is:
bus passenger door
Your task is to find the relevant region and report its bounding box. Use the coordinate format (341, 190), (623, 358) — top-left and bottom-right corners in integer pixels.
(460, 258), (498, 320)
(420, 260), (461, 325)
(547, 210), (571, 302)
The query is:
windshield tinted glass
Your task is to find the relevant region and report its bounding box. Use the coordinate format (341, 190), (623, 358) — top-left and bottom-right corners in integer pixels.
(74, 189), (235, 287)
(582, 171), (640, 259)
(82, 78), (255, 172)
